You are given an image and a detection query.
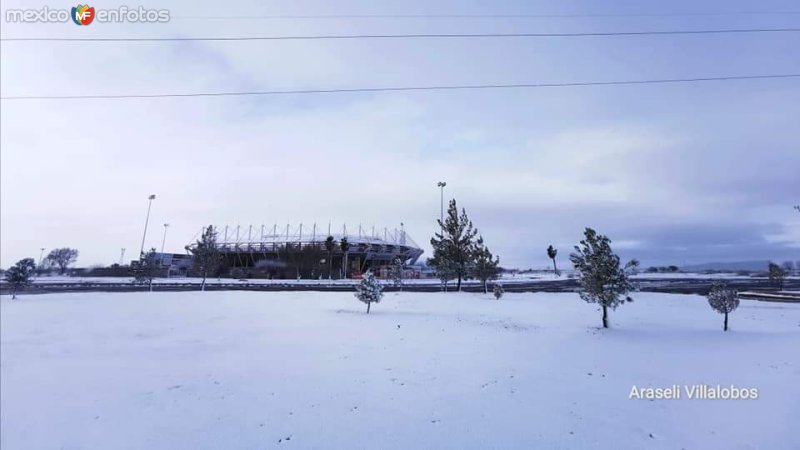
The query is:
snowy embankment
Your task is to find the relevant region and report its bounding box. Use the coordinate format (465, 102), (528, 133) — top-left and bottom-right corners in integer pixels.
(27, 271), (778, 286)
(1, 291), (798, 449)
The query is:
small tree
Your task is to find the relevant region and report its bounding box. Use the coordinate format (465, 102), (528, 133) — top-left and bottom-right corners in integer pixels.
(546, 245), (558, 276)
(324, 236), (336, 279)
(132, 248), (160, 291)
(473, 237), (500, 293)
(192, 225), (221, 291)
(569, 228), (635, 328)
(707, 282), (739, 331)
(391, 257), (404, 290)
(430, 199), (479, 291)
(4, 258), (37, 299)
(355, 270), (383, 314)
(428, 252), (457, 292)
(340, 237), (351, 279)
(44, 248), (79, 275)
(493, 283), (504, 300)
(626, 259), (640, 275)
(768, 261), (787, 291)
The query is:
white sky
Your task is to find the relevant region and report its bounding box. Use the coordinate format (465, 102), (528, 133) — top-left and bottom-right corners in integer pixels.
(1, 0), (799, 269)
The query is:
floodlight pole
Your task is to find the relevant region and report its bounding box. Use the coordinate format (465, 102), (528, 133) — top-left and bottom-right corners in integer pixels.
(139, 194), (156, 256)
(161, 223), (169, 254)
(437, 181), (447, 232)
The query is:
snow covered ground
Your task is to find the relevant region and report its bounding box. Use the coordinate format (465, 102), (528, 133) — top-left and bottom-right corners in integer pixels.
(2, 291), (798, 449)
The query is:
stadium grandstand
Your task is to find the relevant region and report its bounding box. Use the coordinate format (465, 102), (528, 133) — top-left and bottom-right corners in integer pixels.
(185, 223), (424, 279)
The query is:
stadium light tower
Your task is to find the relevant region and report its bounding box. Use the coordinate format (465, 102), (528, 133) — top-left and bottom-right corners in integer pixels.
(139, 194), (156, 256)
(437, 181), (447, 231)
(38, 247), (46, 268)
(161, 223), (170, 254)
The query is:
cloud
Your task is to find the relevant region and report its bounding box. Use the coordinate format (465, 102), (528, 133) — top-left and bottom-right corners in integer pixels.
(2, 0), (799, 268)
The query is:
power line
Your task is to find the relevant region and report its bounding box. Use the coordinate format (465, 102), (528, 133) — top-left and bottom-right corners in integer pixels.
(172, 11), (800, 20)
(3, 28), (799, 42)
(2, 74), (797, 101)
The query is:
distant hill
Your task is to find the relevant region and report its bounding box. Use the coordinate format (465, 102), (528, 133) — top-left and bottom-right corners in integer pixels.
(681, 260), (772, 272)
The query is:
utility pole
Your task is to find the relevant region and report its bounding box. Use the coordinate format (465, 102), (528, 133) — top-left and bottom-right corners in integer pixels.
(437, 181), (447, 232)
(139, 194), (156, 256)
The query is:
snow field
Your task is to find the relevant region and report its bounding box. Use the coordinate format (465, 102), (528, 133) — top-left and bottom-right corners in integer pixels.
(1, 291), (798, 449)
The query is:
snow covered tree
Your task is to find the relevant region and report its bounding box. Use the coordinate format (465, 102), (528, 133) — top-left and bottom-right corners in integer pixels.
(768, 261), (787, 291)
(355, 269), (383, 314)
(493, 283), (504, 300)
(707, 282), (739, 331)
(4, 258), (36, 299)
(340, 237), (351, 279)
(546, 245), (559, 276)
(473, 237), (500, 293)
(428, 252), (457, 292)
(324, 236), (336, 279)
(44, 247), (78, 275)
(391, 257), (404, 290)
(625, 259), (640, 275)
(430, 199), (479, 291)
(569, 228), (635, 328)
(132, 248), (160, 291)
(191, 225), (221, 291)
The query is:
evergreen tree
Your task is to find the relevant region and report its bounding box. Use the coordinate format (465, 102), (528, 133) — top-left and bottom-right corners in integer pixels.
(430, 199), (479, 291)
(768, 261), (787, 291)
(4, 258), (36, 299)
(132, 248), (160, 292)
(355, 270), (383, 314)
(428, 253), (456, 292)
(493, 283), (505, 300)
(191, 225), (221, 291)
(569, 228), (636, 328)
(44, 248), (79, 275)
(324, 236), (336, 279)
(546, 245), (558, 276)
(340, 237), (351, 279)
(707, 282), (739, 331)
(473, 237), (500, 293)
(391, 256), (404, 290)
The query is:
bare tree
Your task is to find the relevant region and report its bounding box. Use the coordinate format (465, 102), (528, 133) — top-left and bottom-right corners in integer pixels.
(768, 261), (787, 291)
(44, 248), (79, 275)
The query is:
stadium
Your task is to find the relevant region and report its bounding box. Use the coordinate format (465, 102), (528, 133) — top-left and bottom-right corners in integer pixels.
(185, 223), (424, 279)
